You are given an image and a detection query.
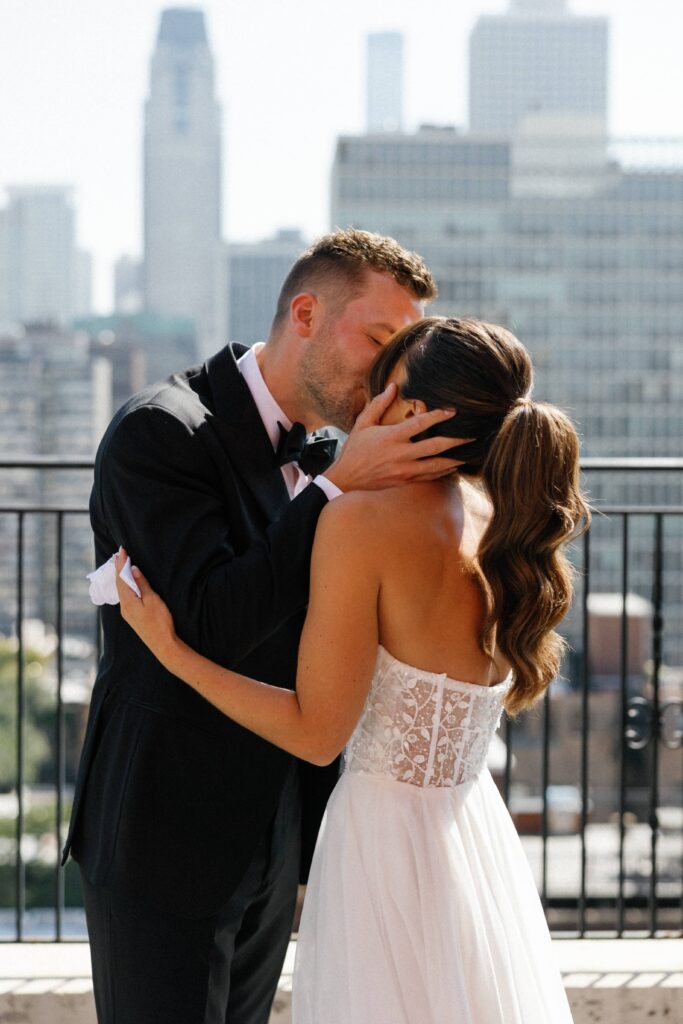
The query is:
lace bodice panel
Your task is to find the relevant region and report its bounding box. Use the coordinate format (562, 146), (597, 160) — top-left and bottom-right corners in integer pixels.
(344, 646), (509, 788)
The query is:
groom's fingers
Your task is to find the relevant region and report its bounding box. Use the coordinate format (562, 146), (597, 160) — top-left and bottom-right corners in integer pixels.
(325, 396), (466, 492)
(354, 383), (397, 427)
(409, 434), (474, 460)
(406, 457), (464, 479)
(394, 406), (457, 439)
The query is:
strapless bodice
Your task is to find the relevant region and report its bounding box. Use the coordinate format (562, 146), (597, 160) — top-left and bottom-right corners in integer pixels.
(344, 645), (510, 788)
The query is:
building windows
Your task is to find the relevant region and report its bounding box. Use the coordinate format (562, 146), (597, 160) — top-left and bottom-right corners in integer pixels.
(173, 63), (190, 134)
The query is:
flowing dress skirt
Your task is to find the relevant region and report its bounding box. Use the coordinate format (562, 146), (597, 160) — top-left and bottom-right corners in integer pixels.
(292, 768), (573, 1024)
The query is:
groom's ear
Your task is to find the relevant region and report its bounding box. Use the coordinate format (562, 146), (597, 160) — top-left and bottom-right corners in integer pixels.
(289, 292), (318, 337)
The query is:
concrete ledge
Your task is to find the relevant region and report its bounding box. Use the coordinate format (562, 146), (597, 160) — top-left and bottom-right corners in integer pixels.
(555, 940), (683, 1022)
(0, 939), (680, 1023)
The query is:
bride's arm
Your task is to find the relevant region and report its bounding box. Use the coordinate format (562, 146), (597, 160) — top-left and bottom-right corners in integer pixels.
(114, 493), (381, 766)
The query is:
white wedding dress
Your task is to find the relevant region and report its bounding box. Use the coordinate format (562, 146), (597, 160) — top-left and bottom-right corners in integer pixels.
(292, 645), (573, 1023)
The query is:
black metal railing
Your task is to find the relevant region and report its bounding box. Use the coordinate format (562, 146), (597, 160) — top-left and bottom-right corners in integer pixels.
(1, 457), (681, 941)
(517, 503), (682, 937)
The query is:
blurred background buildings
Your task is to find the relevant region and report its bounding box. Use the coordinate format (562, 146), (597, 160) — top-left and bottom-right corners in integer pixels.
(0, 188), (92, 326)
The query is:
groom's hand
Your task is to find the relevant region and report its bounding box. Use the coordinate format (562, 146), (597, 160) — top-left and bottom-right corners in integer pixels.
(323, 384), (469, 493)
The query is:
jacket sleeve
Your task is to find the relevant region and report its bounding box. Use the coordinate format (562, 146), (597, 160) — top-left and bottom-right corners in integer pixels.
(94, 404), (328, 667)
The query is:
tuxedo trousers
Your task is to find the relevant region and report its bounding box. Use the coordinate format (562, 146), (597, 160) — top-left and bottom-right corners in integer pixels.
(81, 761), (302, 1024)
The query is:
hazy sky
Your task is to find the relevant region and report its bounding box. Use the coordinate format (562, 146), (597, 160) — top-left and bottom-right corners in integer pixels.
(2, 0), (682, 310)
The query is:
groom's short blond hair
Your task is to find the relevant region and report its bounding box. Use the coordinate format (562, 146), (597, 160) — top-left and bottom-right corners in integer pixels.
(271, 228), (437, 331)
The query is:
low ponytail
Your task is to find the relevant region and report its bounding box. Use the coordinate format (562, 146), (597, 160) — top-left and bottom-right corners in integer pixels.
(477, 400), (591, 715)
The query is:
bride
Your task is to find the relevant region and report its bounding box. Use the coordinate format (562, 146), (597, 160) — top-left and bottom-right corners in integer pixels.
(114, 316), (587, 1023)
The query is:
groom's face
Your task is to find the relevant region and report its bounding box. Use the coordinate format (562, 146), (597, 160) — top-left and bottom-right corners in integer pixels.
(301, 270), (423, 432)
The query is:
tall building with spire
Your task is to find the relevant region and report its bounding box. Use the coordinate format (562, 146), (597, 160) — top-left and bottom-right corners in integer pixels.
(469, 0), (608, 136)
(366, 32), (404, 133)
(143, 8), (222, 357)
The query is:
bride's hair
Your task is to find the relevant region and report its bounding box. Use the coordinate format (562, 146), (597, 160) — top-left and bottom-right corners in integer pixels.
(368, 316), (591, 715)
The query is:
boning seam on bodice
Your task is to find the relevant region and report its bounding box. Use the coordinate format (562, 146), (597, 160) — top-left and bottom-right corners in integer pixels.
(423, 679), (444, 786)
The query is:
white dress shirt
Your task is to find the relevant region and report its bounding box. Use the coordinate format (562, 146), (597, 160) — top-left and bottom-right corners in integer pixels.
(237, 344), (342, 502)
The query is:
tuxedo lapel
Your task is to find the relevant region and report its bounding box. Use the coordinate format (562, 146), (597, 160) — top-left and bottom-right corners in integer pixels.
(205, 344), (291, 521)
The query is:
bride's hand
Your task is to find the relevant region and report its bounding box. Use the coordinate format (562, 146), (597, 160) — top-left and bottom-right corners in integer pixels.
(114, 548), (178, 661)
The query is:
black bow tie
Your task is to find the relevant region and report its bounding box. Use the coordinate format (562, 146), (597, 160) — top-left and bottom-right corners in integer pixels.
(276, 422), (338, 477)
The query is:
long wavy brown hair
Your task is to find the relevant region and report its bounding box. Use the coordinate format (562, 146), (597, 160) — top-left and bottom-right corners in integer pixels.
(368, 317), (591, 715)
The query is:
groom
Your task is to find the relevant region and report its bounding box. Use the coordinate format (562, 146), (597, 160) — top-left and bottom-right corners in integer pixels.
(63, 229), (454, 1023)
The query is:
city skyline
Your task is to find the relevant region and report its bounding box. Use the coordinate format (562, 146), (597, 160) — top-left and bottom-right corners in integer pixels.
(2, 0), (683, 312)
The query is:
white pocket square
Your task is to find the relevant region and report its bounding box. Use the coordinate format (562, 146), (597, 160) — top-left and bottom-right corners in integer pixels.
(87, 553), (142, 606)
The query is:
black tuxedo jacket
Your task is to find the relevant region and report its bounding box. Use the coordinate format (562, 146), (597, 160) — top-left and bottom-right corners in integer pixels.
(63, 343), (340, 918)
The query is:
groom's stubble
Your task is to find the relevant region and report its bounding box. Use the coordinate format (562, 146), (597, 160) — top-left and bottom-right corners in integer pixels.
(297, 314), (367, 433)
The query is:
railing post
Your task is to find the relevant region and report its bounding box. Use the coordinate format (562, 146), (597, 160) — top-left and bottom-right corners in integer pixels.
(55, 512), (65, 941)
(617, 513), (629, 937)
(648, 513), (664, 936)
(579, 528), (591, 937)
(541, 689), (551, 911)
(15, 512), (25, 942)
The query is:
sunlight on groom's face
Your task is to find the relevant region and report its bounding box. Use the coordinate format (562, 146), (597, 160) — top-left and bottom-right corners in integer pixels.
(301, 270), (423, 432)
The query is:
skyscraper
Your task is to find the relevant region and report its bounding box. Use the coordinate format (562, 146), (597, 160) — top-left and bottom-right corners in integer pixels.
(225, 230), (307, 346)
(331, 129), (683, 664)
(1, 186), (85, 326)
(143, 8), (222, 357)
(469, 0), (608, 136)
(366, 32), (404, 133)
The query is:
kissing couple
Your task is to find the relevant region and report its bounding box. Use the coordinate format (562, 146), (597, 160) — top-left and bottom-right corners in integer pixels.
(64, 229), (585, 1023)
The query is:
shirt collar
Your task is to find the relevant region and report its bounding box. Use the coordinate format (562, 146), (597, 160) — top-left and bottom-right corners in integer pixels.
(236, 342), (292, 452)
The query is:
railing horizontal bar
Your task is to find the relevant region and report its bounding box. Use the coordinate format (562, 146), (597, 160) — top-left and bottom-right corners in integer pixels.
(0, 456), (681, 472)
(581, 458), (683, 471)
(589, 506), (683, 515)
(0, 507), (90, 515)
(2, 505), (682, 517)
(0, 457), (95, 469)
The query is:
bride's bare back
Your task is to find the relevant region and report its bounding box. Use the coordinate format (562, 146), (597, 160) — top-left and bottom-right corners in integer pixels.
(365, 478), (510, 687)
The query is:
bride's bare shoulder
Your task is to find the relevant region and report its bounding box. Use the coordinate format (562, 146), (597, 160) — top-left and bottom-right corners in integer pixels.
(316, 489), (392, 534)
(316, 484), (439, 545)
(310, 491), (397, 576)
